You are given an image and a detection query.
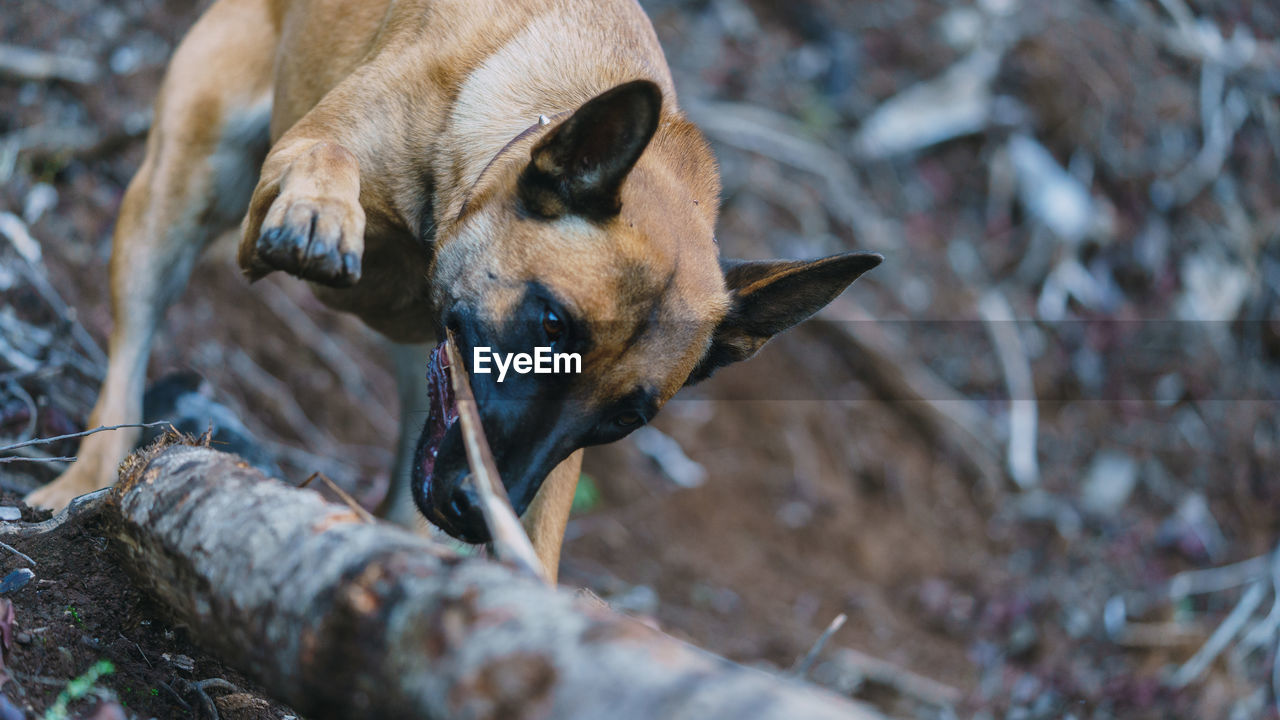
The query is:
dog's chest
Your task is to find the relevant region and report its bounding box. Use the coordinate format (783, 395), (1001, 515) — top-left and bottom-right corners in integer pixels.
(309, 229), (438, 344)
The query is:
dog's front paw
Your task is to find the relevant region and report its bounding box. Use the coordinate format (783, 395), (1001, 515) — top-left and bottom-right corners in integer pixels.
(25, 457), (111, 511)
(255, 195), (365, 287)
(24, 479), (88, 512)
(246, 141), (366, 287)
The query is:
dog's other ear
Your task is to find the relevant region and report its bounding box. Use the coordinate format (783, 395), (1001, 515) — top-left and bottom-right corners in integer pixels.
(687, 251), (883, 384)
(519, 80), (662, 221)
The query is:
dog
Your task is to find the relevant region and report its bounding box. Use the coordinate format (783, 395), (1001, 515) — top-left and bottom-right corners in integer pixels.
(27, 0), (881, 582)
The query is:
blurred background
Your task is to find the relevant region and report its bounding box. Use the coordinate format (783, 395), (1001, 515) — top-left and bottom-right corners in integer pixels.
(2, 0), (1279, 717)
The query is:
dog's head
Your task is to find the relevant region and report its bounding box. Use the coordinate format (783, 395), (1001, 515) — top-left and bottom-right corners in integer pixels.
(416, 80), (880, 542)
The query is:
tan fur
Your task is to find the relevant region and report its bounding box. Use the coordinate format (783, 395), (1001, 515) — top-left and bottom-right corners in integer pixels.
(521, 450), (583, 585)
(30, 0), (728, 580)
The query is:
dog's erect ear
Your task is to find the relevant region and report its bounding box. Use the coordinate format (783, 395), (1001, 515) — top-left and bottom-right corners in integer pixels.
(687, 251), (883, 384)
(518, 80), (662, 221)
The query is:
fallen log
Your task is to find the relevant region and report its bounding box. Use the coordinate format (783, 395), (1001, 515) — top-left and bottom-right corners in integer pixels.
(101, 438), (882, 720)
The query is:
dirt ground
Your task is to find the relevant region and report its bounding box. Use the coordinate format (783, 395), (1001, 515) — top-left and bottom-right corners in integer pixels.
(0, 493), (291, 719)
(3, 0), (1280, 718)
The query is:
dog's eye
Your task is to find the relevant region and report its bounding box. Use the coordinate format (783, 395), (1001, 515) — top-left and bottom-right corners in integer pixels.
(614, 411), (642, 428)
(542, 307), (564, 341)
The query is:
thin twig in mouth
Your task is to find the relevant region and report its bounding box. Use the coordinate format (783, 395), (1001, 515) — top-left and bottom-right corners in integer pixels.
(444, 329), (548, 584)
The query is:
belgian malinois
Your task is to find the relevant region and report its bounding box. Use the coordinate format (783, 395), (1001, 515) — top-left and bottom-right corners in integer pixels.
(28, 0), (881, 581)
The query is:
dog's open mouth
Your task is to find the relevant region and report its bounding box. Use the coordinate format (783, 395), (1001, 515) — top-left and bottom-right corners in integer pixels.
(417, 340), (460, 502)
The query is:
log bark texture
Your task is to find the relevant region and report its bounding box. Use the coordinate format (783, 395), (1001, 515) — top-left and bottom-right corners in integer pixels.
(107, 442), (880, 720)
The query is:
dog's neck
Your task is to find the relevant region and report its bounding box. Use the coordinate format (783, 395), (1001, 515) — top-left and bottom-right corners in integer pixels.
(454, 110), (571, 222)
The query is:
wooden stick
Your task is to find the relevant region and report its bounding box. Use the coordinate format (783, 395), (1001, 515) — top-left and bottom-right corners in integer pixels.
(0, 488), (110, 539)
(443, 330), (548, 583)
(299, 472), (375, 524)
(813, 299), (1007, 494)
(828, 648), (963, 708)
(0, 422), (172, 455)
(0, 212), (108, 372)
(0, 43), (98, 84)
(0, 455), (77, 464)
(1169, 581), (1267, 688)
(790, 613), (846, 678)
(978, 289), (1040, 489)
(0, 540), (36, 566)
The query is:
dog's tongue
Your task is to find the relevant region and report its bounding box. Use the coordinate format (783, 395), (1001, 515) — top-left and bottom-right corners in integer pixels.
(419, 340), (460, 490)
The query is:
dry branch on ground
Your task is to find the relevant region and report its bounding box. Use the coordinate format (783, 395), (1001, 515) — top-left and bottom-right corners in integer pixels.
(93, 437), (884, 720)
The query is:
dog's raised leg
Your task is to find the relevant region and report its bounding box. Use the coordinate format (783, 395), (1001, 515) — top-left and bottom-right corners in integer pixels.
(26, 0), (276, 510)
(238, 131), (365, 287)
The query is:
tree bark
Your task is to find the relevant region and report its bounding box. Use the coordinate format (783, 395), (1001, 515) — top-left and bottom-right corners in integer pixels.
(105, 441), (881, 720)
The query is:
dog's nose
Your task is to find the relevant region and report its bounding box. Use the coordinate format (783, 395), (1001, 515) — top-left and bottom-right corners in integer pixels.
(446, 486), (474, 520)
(442, 483), (491, 544)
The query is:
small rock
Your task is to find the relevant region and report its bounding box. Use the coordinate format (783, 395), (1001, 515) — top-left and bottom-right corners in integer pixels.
(214, 694), (272, 715)
(162, 652), (196, 673)
(607, 585), (659, 616)
(776, 500), (813, 529)
(631, 427), (706, 488)
(1157, 493), (1226, 562)
(85, 702), (127, 720)
(1155, 373), (1185, 407)
(1007, 618), (1039, 659)
(0, 569), (34, 594)
(0, 212), (42, 263)
(938, 7), (984, 51)
(109, 45), (141, 75)
(1081, 451), (1139, 516)
(853, 51), (999, 159)
(947, 238), (982, 281)
(1063, 607), (1091, 639)
(979, 0), (1019, 16)
(0, 507), (21, 521)
(1177, 250), (1250, 322)
(22, 183), (58, 224)
(1009, 134), (1095, 244)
